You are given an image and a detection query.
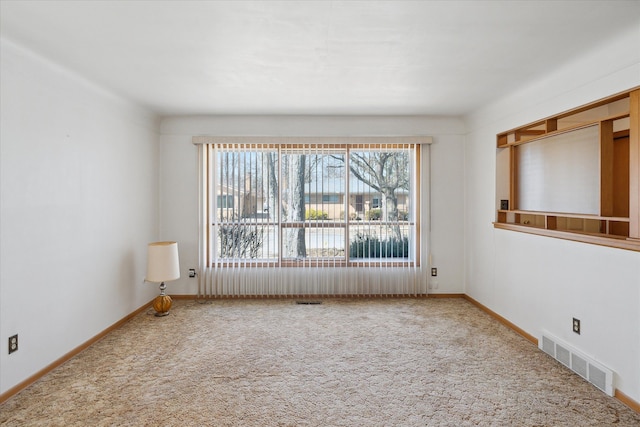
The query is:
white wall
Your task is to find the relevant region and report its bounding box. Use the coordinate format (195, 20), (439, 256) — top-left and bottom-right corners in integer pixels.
(0, 39), (159, 395)
(464, 25), (640, 401)
(159, 115), (466, 295)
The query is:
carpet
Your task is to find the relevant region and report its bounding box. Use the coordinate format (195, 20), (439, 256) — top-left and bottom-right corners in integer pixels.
(1, 298), (639, 426)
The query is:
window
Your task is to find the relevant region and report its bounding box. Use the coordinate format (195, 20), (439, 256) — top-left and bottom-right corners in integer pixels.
(322, 195), (340, 203)
(216, 195), (234, 209)
(195, 137), (431, 297)
(202, 142), (421, 266)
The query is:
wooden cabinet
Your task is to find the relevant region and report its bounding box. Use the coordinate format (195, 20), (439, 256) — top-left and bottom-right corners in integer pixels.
(495, 87), (640, 252)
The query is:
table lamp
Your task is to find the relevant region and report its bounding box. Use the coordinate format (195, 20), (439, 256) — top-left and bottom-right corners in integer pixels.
(146, 241), (180, 316)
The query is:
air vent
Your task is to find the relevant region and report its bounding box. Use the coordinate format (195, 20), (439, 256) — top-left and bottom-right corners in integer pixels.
(589, 364), (608, 392)
(542, 335), (555, 357)
(571, 353), (588, 379)
(556, 344), (571, 367)
(296, 301), (322, 305)
(540, 332), (614, 396)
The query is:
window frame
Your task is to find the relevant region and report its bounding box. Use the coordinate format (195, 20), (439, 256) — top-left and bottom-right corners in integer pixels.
(203, 142), (422, 267)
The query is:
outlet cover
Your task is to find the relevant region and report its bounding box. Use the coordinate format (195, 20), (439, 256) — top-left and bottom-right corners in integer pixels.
(572, 318), (581, 335)
(9, 334), (18, 354)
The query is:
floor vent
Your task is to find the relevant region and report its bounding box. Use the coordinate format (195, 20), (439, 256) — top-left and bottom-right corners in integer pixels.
(540, 332), (614, 396)
(296, 301), (323, 305)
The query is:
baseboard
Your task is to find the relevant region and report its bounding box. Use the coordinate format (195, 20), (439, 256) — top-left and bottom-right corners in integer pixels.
(616, 389), (640, 413)
(180, 293), (432, 300)
(462, 294), (538, 345)
(427, 293), (465, 298)
(0, 301), (153, 404)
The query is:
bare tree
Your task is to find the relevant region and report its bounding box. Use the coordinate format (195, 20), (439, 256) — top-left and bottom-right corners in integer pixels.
(265, 152), (337, 258)
(263, 152), (278, 217)
(348, 151), (409, 241)
(271, 151), (413, 259)
(281, 154), (307, 257)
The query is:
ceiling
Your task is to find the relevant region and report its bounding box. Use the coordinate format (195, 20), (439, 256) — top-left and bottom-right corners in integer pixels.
(1, 1), (639, 117)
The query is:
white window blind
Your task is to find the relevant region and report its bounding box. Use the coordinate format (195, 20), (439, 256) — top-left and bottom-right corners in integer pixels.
(195, 136), (431, 297)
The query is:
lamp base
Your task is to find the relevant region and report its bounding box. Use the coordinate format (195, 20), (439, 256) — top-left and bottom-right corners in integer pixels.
(153, 294), (172, 317)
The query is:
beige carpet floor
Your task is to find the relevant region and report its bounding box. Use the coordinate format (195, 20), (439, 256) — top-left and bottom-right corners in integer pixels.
(1, 298), (639, 426)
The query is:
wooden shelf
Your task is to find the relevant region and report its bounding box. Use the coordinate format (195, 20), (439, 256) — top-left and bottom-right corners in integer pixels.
(494, 222), (640, 252)
(498, 116), (631, 148)
(495, 87), (640, 250)
(496, 210), (630, 236)
(497, 210), (629, 222)
(497, 89), (634, 148)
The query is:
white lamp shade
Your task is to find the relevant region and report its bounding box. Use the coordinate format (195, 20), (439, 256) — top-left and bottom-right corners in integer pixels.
(146, 241), (180, 283)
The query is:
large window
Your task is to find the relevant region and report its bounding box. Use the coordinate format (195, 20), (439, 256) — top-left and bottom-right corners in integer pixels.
(204, 143), (420, 266)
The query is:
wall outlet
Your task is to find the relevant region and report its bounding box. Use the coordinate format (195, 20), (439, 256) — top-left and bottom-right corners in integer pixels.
(9, 334), (18, 354)
(188, 268), (196, 278)
(572, 318), (581, 335)
(431, 267), (437, 277)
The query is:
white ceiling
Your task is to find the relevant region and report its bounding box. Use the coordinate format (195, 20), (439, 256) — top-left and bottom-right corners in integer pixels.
(1, 1), (639, 117)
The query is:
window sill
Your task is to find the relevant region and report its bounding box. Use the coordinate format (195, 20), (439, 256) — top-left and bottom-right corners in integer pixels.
(493, 222), (640, 252)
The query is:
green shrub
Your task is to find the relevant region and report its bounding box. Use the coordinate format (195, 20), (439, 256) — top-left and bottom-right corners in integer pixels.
(365, 209), (409, 221)
(306, 209), (329, 220)
(365, 209), (381, 220)
(349, 234), (409, 258)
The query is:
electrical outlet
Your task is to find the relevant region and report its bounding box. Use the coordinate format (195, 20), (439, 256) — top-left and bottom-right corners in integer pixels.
(188, 268), (196, 278)
(573, 318), (581, 335)
(431, 267), (437, 277)
(9, 334), (18, 354)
